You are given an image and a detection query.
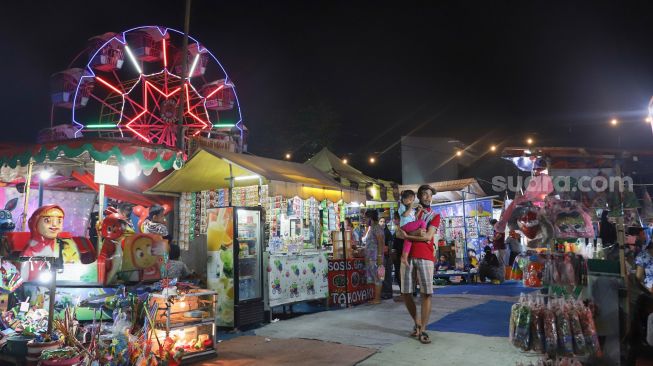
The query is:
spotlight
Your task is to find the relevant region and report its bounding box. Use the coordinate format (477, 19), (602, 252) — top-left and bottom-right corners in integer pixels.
(39, 170), (53, 181)
(456, 151), (462, 157)
(123, 163), (139, 180)
(526, 138), (533, 145)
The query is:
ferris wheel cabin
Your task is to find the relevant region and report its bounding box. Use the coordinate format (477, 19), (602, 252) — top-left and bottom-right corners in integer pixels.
(50, 68), (95, 109)
(125, 28), (169, 62)
(87, 32), (124, 72)
(202, 80), (236, 111)
(174, 43), (208, 78)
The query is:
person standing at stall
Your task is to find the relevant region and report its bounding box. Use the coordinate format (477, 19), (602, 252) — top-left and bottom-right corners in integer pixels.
(362, 209), (386, 304)
(398, 185), (440, 344)
(380, 216), (394, 299)
(391, 212), (403, 290)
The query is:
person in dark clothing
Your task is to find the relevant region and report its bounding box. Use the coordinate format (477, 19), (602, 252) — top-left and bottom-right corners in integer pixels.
(599, 210), (617, 244)
(379, 216), (394, 299)
(391, 213), (402, 288)
(479, 245), (503, 283)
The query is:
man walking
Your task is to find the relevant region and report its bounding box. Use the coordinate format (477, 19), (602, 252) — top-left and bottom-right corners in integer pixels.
(398, 185), (440, 344)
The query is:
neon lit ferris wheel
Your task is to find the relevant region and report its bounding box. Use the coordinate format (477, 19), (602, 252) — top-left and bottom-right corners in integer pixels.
(50, 26), (242, 148)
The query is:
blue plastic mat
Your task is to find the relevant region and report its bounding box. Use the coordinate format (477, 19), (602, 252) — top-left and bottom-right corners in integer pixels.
(426, 300), (513, 337)
(434, 281), (538, 297)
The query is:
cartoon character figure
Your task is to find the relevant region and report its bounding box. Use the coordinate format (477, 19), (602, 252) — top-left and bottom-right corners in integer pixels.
(0, 198), (18, 235)
(98, 207), (134, 284)
(13, 205), (95, 281)
(121, 233), (167, 281)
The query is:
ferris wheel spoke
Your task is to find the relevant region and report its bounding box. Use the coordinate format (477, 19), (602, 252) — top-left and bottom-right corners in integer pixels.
(111, 70), (129, 94)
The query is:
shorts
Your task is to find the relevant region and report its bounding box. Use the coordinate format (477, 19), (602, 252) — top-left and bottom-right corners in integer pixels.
(400, 258), (434, 294)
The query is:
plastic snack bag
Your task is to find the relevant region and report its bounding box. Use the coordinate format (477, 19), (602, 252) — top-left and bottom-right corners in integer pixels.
(555, 300), (574, 356)
(579, 304), (602, 357)
(543, 303), (558, 355)
(529, 297), (545, 353)
(513, 301), (532, 350)
(569, 305), (587, 355)
(509, 295), (525, 342)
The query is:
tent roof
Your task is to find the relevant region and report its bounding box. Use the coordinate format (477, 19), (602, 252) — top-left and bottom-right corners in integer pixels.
(149, 147), (356, 195)
(304, 148), (377, 184)
(399, 178), (486, 203)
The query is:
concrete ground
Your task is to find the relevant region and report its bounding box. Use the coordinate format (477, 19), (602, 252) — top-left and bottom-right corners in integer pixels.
(207, 286), (542, 365)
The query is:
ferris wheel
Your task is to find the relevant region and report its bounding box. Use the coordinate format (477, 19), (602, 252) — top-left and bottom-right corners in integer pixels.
(50, 26), (242, 148)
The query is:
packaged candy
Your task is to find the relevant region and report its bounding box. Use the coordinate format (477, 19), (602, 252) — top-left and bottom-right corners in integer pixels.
(569, 306), (587, 355)
(555, 301), (574, 356)
(513, 302), (532, 350)
(529, 298), (545, 353)
(543, 304), (558, 355)
(579, 305), (602, 357)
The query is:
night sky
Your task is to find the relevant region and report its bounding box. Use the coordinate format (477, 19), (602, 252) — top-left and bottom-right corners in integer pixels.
(2, 1), (653, 183)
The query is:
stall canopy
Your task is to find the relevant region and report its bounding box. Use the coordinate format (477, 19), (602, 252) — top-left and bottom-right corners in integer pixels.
(400, 178), (486, 203)
(149, 147), (365, 202)
(304, 148), (399, 202)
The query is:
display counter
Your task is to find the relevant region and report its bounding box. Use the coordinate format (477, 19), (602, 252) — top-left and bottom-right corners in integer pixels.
(267, 251), (329, 308)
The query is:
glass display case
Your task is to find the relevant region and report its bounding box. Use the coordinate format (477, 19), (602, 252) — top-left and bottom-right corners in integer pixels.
(149, 290), (217, 362)
(207, 207), (264, 328)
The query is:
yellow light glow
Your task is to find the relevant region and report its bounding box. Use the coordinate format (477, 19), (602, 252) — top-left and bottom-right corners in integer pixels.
(369, 157), (376, 164)
(285, 153), (291, 159)
(610, 118), (618, 126)
(646, 117), (652, 123)
(490, 145), (496, 152)
(526, 138), (533, 145)
(342, 158), (348, 164)
(456, 151), (462, 157)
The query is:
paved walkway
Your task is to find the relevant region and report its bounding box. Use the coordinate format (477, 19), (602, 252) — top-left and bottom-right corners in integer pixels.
(207, 284), (540, 365)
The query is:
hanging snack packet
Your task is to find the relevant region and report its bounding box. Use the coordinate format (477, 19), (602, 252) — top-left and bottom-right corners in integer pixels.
(569, 305), (587, 355)
(579, 304), (602, 357)
(556, 300), (574, 356)
(543, 303), (558, 355)
(513, 301), (532, 350)
(529, 297), (545, 353)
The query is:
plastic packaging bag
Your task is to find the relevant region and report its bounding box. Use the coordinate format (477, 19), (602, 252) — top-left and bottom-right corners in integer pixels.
(555, 301), (574, 356)
(513, 302), (532, 350)
(568, 302), (587, 355)
(579, 305), (602, 357)
(530, 297), (545, 353)
(543, 304), (558, 355)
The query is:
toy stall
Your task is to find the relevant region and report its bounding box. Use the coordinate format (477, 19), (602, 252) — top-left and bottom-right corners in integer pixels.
(500, 147), (650, 366)
(148, 147), (363, 328)
(0, 139), (223, 364)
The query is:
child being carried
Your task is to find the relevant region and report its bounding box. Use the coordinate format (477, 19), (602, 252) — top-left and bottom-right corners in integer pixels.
(398, 190), (427, 266)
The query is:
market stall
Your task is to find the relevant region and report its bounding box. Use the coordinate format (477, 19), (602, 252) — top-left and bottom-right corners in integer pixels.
(305, 148), (399, 236)
(400, 179), (502, 270)
(499, 146), (653, 365)
(148, 147), (364, 328)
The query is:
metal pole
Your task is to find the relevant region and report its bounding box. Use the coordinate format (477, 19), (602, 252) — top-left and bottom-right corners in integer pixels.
(21, 161), (34, 230)
(340, 220), (349, 308)
(47, 258), (57, 335)
(38, 179), (44, 208)
(98, 183), (105, 252)
(176, 0), (192, 152)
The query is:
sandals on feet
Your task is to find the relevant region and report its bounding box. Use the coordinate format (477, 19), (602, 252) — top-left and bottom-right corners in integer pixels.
(410, 325), (421, 338)
(418, 331), (432, 344)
